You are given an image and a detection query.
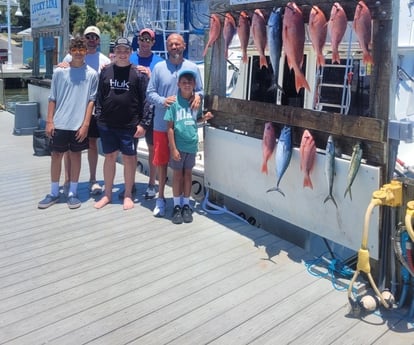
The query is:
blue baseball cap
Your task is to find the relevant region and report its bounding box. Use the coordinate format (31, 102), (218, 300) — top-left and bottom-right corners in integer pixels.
(178, 69), (197, 80)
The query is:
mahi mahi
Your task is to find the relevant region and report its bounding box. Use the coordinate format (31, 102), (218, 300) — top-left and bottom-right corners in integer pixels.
(344, 142), (363, 200)
(324, 135), (338, 208)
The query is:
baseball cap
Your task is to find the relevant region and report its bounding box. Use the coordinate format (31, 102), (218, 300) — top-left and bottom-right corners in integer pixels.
(114, 37), (131, 48)
(84, 26), (100, 38)
(139, 28), (155, 39)
(178, 69), (197, 80)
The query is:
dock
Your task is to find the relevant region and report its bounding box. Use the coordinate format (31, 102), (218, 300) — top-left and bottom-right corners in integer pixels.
(0, 110), (412, 344)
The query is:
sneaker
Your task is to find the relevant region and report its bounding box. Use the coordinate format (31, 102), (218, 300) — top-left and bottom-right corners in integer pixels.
(181, 204), (193, 223)
(153, 197), (166, 217)
(67, 195), (81, 209)
(89, 181), (102, 195)
(144, 184), (156, 199)
(38, 194), (59, 209)
(119, 184), (137, 199)
(171, 205), (183, 224)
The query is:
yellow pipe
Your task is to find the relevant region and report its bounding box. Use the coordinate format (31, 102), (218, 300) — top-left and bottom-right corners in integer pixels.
(405, 201), (414, 242)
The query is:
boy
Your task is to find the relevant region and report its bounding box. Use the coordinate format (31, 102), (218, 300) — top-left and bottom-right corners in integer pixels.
(164, 70), (213, 224)
(38, 37), (99, 209)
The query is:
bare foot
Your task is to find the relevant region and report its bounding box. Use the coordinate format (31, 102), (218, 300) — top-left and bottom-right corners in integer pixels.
(94, 195), (111, 209)
(123, 197), (134, 210)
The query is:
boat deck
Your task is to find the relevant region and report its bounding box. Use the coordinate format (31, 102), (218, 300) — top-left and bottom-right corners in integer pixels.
(0, 111), (412, 344)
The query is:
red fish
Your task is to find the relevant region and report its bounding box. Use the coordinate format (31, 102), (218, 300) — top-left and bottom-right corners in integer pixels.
(328, 2), (347, 64)
(309, 6), (328, 68)
(282, 2), (310, 93)
(238, 11), (250, 64)
(261, 122), (276, 174)
(300, 129), (316, 189)
(203, 13), (221, 57)
(353, 1), (374, 65)
(223, 13), (237, 59)
(251, 9), (268, 69)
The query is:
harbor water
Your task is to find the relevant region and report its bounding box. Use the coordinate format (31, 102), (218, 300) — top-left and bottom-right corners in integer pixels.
(4, 87), (29, 114)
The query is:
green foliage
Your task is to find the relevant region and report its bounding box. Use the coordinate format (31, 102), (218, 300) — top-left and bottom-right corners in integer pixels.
(85, 0), (98, 27)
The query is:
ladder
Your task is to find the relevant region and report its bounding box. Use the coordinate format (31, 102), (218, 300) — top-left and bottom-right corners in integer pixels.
(313, 27), (354, 115)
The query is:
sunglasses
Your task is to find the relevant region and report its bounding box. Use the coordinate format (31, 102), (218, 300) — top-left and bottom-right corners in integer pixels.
(85, 34), (99, 40)
(70, 48), (87, 54)
(139, 37), (153, 43)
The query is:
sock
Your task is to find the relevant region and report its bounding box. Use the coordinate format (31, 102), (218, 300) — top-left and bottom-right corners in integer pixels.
(68, 182), (78, 197)
(51, 182), (59, 197)
(182, 197), (190, 206)
(173, 197), (181, 207)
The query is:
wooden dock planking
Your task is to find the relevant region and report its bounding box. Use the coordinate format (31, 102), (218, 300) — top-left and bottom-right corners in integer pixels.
(0, 111), (412, 344)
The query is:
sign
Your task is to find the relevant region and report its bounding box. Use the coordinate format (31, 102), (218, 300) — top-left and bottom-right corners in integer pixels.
(30, 0), (61, 28)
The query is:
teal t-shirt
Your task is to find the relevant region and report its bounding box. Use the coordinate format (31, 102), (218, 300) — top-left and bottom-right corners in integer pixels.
(164, 91), (202, 154)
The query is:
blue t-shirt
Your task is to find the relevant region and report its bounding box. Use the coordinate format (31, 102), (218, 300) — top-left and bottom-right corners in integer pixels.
(129, 52), (164, 70)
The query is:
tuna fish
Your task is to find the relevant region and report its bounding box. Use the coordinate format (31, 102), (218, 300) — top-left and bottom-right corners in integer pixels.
(238, 11), (250, 64)
(328, 2), (347, 64)
(309, 6), (328, 68)
(223, 13), (237, 59)
(251, 8), (268, 69)
(282, 2), (310, 93)
(353, 1), (374, 65)
(267, 125), (292, 197)
(203, 13), (221, 57)
(300, 129), (316, 189)
(324, 135), (338, 208)
(267, 7), (284, 92)
(261, 122), (277, 174)
(344, 142), (363, 200)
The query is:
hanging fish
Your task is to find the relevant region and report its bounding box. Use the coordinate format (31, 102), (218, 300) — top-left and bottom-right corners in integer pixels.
(353, 1), (374, 65)
(267, 7), (284, 92)
(309, 6), (328, 68)
(324, 135), (338, 208)
(203, 13), (221, 57)
(238, 10), (251, 64)
(261, 122), (277, 174)
(328, 2), (347, 64)
(344, 142), (363, 200)
(223, 12), (237, 59)
(300, 129), (316, 189)
(251, 8), (268, 69)
(282, 2), (310, 93)
(267, 125), (292, 197)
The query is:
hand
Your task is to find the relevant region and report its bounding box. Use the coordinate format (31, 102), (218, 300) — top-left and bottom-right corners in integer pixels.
(163, 96), (176, 108)
(76, 125), (88, 142)
(45, 121), (55, 138)
(204, 111), (214, 121)
(134, 125), (146, 138)
(57, 61), (70, 69)
(190, 93), (202, 110)
(171, 148), (181, 161)
(137, 65), (151, 78)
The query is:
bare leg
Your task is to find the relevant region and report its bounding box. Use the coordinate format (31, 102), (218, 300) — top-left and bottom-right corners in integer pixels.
(51, 151), (65, 183)
(147, 143), (156, 185)
(94, 151), (117, 209)
(157, 164), (168, 199)
(172, 168), (183, 198)
(183, 168), (192, 198)
(88, 137), (98, 182)
(122, 154), (136, 210)
(63, 152), (70, 185)
(68, 150), (82, 183)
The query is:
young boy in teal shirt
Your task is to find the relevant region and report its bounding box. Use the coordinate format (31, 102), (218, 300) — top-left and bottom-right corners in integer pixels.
(164, 70), (213, 224)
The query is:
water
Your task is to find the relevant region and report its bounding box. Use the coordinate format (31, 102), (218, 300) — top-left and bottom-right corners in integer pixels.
(4, 88), (29, 114)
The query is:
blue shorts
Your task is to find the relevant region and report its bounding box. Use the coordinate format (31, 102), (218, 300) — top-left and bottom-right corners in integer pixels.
(169, 151), (196, 170)
(98, 125), (138, 156)
(50, 129), (89, 153)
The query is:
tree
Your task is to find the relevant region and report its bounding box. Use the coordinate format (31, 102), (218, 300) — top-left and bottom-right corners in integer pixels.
(85, 0), (98, 28)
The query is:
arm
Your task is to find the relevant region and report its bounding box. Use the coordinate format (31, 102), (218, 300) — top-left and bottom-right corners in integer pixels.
(135, 71), (149, 138)
(197, 111), (214, 124)
(167, 121), (180, 161)
(46, 100), (56, 138)
(76, 100), (94, 142)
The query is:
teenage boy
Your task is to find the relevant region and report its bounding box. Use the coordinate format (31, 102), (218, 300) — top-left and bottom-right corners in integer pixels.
(38, 37), (99, 209)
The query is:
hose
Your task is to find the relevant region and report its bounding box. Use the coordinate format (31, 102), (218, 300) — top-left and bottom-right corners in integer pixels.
(202, 189), (248, 224)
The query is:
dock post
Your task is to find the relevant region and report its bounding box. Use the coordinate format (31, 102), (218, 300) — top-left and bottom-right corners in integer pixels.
(0, 78), (4, 108)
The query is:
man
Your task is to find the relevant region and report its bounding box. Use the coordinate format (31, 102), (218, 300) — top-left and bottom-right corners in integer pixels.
(63, 26), (111, 195)
(38, 37), (98, 209)
(123, 28), (164, 200)
(146, 33), (203, 217)
(94, 37), (148, 210)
